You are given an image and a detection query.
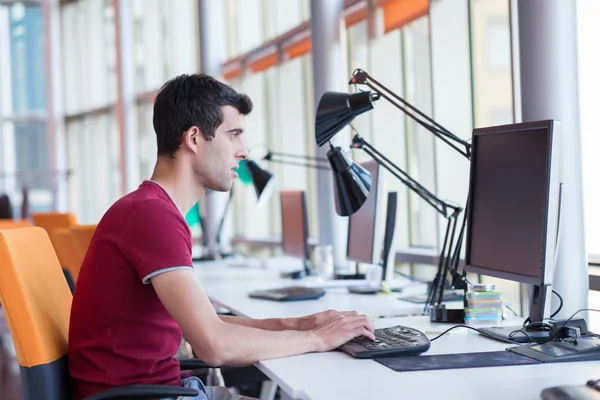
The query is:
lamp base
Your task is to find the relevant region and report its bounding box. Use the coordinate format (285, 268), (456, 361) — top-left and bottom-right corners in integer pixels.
(429, 305), (465, 324)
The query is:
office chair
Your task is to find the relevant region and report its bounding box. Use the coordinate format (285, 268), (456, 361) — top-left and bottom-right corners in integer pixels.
(0, 227), (200, 399)
(70, 224), (97, 258)
(0, 219), (30, 229)
(31, 212), (77, 266)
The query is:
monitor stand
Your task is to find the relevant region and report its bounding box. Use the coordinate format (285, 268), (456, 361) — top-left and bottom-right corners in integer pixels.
(478, 285), (550, 343)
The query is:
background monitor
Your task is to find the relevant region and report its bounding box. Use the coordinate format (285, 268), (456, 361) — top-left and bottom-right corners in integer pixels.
(346, 160), (383, 266)
(280, 190), (311, 271)
(465, 120), (561, 340)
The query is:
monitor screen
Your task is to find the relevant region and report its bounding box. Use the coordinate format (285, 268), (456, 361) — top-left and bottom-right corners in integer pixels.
(347, 160), (382, 265)
(280, 190), (309, 260)
(465, 120), (561, 286)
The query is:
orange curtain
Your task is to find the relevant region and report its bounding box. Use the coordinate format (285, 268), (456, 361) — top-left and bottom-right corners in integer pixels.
(383, 0), (428, 33)
(223, 67), (242, 81)
(248, 53), (278, 74)
(285, 37), (312, 60)
(345, 6), (368, 27)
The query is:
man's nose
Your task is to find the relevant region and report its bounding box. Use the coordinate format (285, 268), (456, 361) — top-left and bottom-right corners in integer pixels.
(237, 145), (249, 160)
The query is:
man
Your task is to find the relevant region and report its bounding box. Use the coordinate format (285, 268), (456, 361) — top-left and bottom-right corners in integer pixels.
(68, 74), (375, 400)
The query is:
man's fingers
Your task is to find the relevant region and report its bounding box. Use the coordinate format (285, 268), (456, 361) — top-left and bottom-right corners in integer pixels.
(342, 316), (374, 333)
(340, 310), (358, 316)
(360, 327), (376, 341)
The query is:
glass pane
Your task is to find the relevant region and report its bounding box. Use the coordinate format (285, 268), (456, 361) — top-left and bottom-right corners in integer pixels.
(67, 112), (120, 223)
(264, 0), (304, 41)
(61, 0), (116, 114)
(14, 120), (49, 190)
(470, 0), (513, 128)
(369, 17), (410, 252)
(403, 16), (437, 248)
(132, 0), (198, 92)
(8, 3), (45, 114)
(234, 0), (263, 55)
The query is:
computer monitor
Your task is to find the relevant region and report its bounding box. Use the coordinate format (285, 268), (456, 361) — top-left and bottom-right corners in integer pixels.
(347, 160), (383, 267)
(280, 190), (312, 278)
(465, 119), (562, 342)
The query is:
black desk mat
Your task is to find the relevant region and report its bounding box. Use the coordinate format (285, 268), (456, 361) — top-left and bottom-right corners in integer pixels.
(375, 351), (540, 372)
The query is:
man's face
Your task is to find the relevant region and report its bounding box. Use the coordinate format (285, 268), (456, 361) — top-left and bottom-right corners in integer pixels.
(194, 105), (249, 192)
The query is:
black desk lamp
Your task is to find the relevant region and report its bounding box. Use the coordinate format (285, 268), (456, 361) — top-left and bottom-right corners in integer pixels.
(315, 69), (472, 323)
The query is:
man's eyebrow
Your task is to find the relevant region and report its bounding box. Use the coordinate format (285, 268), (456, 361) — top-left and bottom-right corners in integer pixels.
(226, 128), (244, 134)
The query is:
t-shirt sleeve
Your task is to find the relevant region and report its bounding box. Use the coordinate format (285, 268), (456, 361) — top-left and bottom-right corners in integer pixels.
(118, 200), (193, 284)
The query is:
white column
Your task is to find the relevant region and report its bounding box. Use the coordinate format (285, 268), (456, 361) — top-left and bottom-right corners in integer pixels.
(310, 0), (349, 272)
(198, 0), (229, 259)
(43, 0), (67, 211)
(518, 0), (588, 318)
(115, 0), (140, 194)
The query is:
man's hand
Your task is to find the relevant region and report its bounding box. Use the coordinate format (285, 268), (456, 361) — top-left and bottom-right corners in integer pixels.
(296, 310), (360, 331)
(310, 314), (376, 352)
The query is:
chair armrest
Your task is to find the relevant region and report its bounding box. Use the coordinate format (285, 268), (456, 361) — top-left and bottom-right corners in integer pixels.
(178, 357), (211, 370)
(83, 384), (199, 400)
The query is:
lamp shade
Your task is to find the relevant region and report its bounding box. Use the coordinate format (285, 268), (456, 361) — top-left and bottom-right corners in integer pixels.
(315, 91), (377, 147)
(245, 160), (275, 206)
(327, 146), (372, 216)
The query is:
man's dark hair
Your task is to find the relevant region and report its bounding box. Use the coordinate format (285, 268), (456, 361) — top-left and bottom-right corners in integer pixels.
(153, 74), (253, 158)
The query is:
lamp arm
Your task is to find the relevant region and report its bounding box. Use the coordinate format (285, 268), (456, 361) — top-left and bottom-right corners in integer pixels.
(437, 213), (460, 306)
(354, 135), (461, 218)
(266, 158), (330, 171)
(265, 151), (328, 162)
(351, 69), (471, 160)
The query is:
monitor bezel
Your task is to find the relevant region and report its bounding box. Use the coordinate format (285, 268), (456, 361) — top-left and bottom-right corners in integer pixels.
(464, 119), (561, 286)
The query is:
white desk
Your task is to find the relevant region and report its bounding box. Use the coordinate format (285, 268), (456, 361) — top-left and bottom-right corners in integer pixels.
(193, 259), (600, 400)
(257, 316), (600, 400)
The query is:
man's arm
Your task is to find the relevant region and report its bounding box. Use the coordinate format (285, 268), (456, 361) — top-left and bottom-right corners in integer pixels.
(218, 315), (299, 331)
(219, 310), (360, 331)
(152, 269), (375, 367)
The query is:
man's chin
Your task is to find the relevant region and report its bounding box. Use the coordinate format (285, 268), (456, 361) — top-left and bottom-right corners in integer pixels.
(207, 182), (233, 192)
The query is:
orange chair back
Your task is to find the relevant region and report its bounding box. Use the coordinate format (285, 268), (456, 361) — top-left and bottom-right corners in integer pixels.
(0, 219), (30, 230)
(52, 228), (84, 282)
(31, 212), (77, 266)
(0, 227), (72, 398)
(69, 224), (96, 259)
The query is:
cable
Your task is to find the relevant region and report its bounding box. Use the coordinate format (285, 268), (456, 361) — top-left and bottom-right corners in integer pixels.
(508, 329), (537, 343)
(550, 289), (563, 319)
(505, 304), (519, 317)
(428, 324), (523, 345)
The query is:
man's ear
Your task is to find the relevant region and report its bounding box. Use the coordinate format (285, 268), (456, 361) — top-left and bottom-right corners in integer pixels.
(183, 126), (202, 153)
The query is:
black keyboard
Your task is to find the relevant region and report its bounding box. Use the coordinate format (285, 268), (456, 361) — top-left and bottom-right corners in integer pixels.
(248, 286), (326, 301)
(338, 324), (431, 359)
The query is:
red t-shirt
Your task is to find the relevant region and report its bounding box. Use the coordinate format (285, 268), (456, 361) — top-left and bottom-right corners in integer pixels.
(69, 181), (193, 400)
